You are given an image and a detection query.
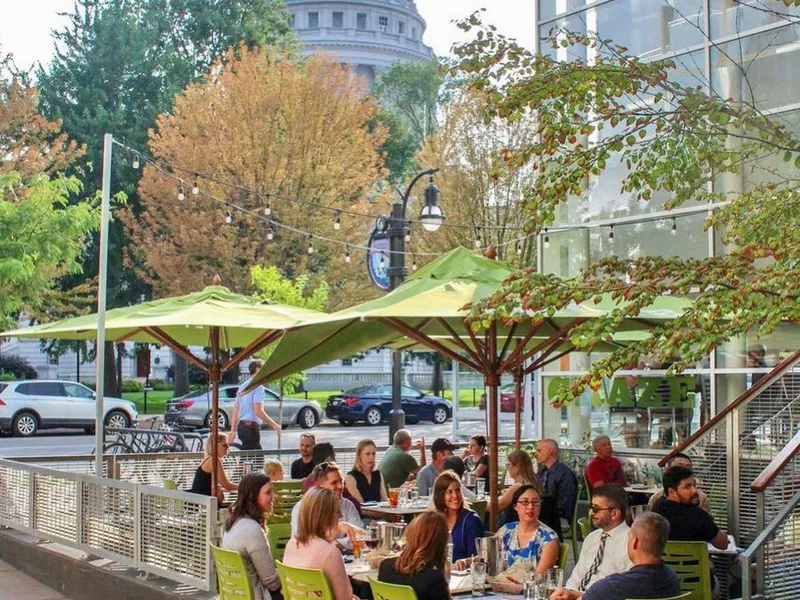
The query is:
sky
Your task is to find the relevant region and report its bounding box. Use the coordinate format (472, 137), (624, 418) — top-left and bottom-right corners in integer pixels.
(0, 0), (536, 71)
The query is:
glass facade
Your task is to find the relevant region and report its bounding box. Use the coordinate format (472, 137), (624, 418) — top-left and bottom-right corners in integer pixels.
(535, 0), (799, 450)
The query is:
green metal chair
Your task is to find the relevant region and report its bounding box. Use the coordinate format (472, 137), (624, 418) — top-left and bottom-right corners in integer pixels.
(163, 478), (178, 490)
(369, 577), (420, 600)
(468, 499), (487, 524)
(577, 516), (592, 538)
(662, 541), (712, 600)
(627, 593), (691, 600)
(276, 560), (334, 600)
(267, 520), (293, 562)
(558, 542), (570, 570)
(272, 480), (304, 516)
(569, 479), (590, 561)
(211, 544), (255, 600)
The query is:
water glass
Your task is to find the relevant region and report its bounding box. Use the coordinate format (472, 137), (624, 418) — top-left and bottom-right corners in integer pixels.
(546, 567), (563, 597)
(471, 561), (487, 596)
(409, 489), (420, 506)
(398, 487), (409, 507)
(476, 478), (486, 497)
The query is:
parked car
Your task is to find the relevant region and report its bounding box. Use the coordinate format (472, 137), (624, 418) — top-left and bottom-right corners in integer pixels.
(164, 384), (323, 430)
(479, 383), (531, 412)
(325, 384), (452, 426)
(0, 380), (139, 437)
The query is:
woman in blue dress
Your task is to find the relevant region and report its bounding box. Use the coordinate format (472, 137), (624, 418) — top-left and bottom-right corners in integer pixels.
(496, 484), (559, 572)
(432, 471), (484, 561)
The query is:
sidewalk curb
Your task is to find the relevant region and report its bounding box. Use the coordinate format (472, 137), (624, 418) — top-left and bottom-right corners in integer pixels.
(0, 528), (214, 600)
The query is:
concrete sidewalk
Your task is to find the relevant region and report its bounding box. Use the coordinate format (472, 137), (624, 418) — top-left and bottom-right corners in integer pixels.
(0, 558), (65, 600)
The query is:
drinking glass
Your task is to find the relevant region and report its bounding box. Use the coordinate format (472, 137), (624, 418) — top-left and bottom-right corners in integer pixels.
(398, 487), (409, 507)
(471, 561), (487, 596)
(546, 567), (563, 597)
(353, 531), (366, 568)
(476, 478), (486, 497)
(365, 525), (381, 553)
(388, 488), (400, 507)
(392, 523), (406, 552)
(409, 489), (420, 506)
(533, 572), (549, 600)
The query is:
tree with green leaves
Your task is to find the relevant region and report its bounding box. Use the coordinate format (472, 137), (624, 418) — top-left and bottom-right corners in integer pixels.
(453, 17), (800, 404)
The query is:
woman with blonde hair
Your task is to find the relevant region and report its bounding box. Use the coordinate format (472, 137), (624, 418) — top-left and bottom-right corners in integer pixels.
(498, 450), (542, 513)
(344, 439), (388, 503)
(189, 432), (237, 503)
(378, 511), (451, 600)
(283, 487), (358, 600)
(432, 471), (483, 561)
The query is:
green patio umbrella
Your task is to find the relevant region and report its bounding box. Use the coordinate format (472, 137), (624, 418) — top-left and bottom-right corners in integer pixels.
(246, 247), (691, 528)
(0, 278), (327, 491)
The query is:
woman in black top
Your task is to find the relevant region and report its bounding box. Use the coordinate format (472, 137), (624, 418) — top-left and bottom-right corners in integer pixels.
(345, 438), (388, 504)
(378, 511), (450, 600)
(462, 434), (489, 479)
(189, 432), (237, 503)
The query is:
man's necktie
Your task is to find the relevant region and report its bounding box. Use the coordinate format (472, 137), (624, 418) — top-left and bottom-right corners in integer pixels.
(579, 531), (609, 591)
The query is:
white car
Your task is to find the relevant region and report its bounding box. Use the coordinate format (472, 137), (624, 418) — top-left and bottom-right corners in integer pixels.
(0, 379), (139, 437)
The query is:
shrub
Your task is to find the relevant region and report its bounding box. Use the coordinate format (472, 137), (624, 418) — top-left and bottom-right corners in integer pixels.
(149, 378), (173, 391)
(0, 355), (38, 380)
(121, 379), (144, 393)
(0, 372), (15, 381)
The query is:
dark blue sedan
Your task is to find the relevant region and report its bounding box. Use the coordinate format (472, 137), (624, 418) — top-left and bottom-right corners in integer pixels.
(325, 384), (452, 426)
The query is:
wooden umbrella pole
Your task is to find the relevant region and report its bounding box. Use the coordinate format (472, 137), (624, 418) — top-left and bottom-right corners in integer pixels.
(513, 367), (523, 451)
(487, 322), (500, 532)
(210, 326), (221, 502)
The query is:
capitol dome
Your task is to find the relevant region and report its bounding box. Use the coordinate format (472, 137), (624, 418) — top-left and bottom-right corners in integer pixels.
(284, 0), (436, 81)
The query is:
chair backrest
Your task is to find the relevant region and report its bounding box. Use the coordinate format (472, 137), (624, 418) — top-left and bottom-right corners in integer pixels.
(276, 560), (335, 600)
(577, 516), (592, 538)
(627, 592), (692, 600)
(272, 481), (304, 516)
(558, 542), (570, 570)
(211, 544), (255, 600)
(163, 478), (178, 490)
(267, 521), (293, 562)
(369, 577), (420, 600)
(662, 541), (712, 600)
(469, 499), (487, 523)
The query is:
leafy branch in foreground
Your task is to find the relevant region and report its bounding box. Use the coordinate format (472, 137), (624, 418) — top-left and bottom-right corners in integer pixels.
(454, 15), (800, 405)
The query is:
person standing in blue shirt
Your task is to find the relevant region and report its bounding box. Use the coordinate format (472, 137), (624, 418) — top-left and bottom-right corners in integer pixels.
(227, 360), (281, 450)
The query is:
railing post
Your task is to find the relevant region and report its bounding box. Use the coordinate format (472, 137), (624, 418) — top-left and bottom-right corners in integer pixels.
(133, 485), (141, 566)
(755, 491), (765, 596)
(208, 495), (218, 593)
(729, 408), (740, 540)
(75, 479), (84, 546)
(27, 471), (35, 530)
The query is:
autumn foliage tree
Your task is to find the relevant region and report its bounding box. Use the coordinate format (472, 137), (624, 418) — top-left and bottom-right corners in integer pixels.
(124, 48), (387, 303)
(454, 17), (800, 403)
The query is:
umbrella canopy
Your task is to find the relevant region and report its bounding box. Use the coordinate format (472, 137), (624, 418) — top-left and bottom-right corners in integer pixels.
(245, 246), (691, 529)
(1, 282), (328, 491)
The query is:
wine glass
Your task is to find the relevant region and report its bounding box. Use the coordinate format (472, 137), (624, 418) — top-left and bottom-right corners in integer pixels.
(365, 524), (381, 553)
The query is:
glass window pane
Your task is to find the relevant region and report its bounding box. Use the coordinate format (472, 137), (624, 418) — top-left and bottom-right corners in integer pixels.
(712, 24), (800, 112)
(539, 0), (600, 23)
(711, 0), (800, 40)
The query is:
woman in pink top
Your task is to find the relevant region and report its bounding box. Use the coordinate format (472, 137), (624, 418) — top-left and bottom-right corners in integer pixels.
(283, 487), (358, 600)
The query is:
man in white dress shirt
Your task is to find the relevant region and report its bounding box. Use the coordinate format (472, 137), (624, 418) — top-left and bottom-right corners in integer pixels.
(291, 461), (363, 549)
(553, 484), (633, 599)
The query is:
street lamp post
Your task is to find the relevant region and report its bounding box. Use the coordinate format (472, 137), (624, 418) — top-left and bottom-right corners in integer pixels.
(386, 168), (444, 443)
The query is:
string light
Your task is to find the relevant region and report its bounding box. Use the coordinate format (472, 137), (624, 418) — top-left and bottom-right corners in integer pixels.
(344, 245), (351, 263)
(307, 234), (314, 254)
(608, 225), (614, 242)
(178, 185), (186, 201)
(264, 201), (272, 216)
(266, 226), (274, 241)
(404, 228), (411, 243)
(412, 255), (418, 271)
(515, 240), (521, 255)
(224, 211), (233, 224)
(474, 227), (482, 249)
(544, 228), (550, 249)
(131, 153), (140, 169)
(334, 211), (341, 231)
(192, 179), (200, 196)
(671, 218), (677, 236)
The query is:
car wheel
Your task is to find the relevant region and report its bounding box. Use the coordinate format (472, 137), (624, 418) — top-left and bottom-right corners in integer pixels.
(105, 410), (131, 429)
(432, 406), (449, 424)
(204, 410), (229, 430)
(13, 412), (39, 437)
(365, 407), (383, 426)
(298, 407), (318, 429)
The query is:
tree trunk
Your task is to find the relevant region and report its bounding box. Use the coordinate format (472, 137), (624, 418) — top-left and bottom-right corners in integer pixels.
(173, 351), (190, 397)
(115, 343), (124, 396)
(103, 342), (116, 396)
(432, 354), (444, 397)
(76, 345), (81, 382)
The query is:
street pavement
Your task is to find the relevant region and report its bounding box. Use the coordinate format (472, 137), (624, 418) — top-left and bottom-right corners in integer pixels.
(0, 418), (465, 458)
(0, 559), (65, 600)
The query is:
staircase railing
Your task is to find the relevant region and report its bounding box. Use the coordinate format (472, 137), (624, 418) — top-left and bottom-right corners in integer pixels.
(660, 348), (800, 546)
(741, 428), (800, 599)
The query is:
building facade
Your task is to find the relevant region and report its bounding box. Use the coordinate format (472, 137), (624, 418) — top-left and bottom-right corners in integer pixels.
(534, 0), (800, 448)
(284, 0), (435, 81)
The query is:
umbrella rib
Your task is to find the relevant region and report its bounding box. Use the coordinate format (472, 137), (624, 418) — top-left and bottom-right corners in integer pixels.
(379, 318), (484, 373)
(436, 318), (484, 367)
(222, 329), (282, 372)
(505, 318), (588, 371)
(498, 322), (519, 363)
(525, 346), (575, 374)
(142, 327), (209, 371)
(463, 318), (489, 367)
(115, 328), (144, 342)
(499, 321), (545, 371)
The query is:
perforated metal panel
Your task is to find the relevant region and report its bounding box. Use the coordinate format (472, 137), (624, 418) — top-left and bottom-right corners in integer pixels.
(763, 500), (800, 599)
(81, 478), (136, 562)
(0, 462), (30, 527)
(33, 472), (77, 543)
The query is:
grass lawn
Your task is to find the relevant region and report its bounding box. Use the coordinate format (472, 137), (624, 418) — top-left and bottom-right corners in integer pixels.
(122, 390), (174, 415)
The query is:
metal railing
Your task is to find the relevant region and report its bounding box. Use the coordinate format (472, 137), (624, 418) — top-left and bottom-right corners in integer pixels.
(0, 458), (217, 591)
(741, 428), (800, 600)
(661, 349), (800, 546)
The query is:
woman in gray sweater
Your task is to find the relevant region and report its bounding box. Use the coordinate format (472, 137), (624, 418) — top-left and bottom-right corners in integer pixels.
(222, 473), (282, 600)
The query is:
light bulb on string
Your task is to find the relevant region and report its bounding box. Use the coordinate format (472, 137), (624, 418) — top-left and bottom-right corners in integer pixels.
(474, 227), (482, 249)
(178, 185), (186, 201)
(224, 211), (233, 224)
(608, 226), (615, 242)
(131, 153), (140, 169)
(344, 246), (351, 263)
(192, 179), (199, 196)
(544, 228), (550, 249)
(264, 201), (272, 216)
(334, 212), (341, 231)
(404, 228), (411, 243)
(671, 218), (677, 236)
(307, 235), (314, 254)
(266, 226), (274, 241)
(515, 240), (521, 255)
(412, 255), (418, 271)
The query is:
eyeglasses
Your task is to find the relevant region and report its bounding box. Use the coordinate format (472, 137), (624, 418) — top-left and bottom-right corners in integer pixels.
(516, 500), (541, 508)
(589, 505), (618, 513)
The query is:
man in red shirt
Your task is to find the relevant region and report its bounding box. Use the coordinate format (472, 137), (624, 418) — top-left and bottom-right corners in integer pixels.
(585, 435), (627, 490)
